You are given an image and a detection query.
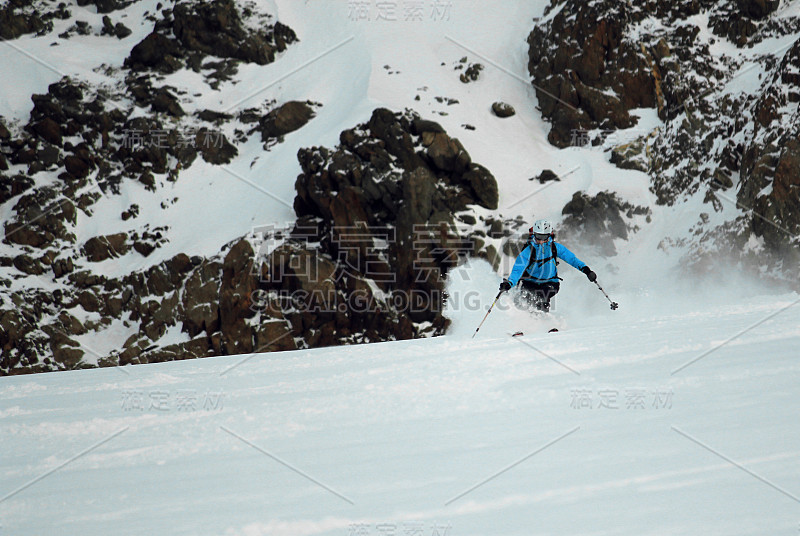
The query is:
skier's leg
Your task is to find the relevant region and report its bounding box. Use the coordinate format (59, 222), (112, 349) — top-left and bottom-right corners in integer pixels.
(520, 282), (547, 312)
(517, 281), (539, 312)
(541, 282), (560, 312)
(535, 290), (549, 312)
(532, 282), (560, 313)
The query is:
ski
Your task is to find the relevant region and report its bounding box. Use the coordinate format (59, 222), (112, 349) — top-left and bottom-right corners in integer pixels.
(511, 328), (558, 337)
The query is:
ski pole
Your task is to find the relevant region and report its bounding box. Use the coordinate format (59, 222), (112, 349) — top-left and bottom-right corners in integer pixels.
(472, 290), (503, 338)
(594, 281), (619, 310)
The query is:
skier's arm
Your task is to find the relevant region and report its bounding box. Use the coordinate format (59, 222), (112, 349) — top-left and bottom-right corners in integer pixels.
(554, 243), (586, 271)
(506, 245), (532, 286)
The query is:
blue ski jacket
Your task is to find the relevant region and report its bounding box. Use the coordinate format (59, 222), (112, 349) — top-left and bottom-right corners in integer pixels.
(507, 237), (586, 286)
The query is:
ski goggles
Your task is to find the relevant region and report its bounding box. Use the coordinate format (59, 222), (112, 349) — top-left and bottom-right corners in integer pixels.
(533, 233), (550, 241)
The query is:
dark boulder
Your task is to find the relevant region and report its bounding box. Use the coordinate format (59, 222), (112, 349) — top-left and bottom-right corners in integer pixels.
(83, 233), (130, 262)
(492, 102), (516, 118)
(31, 118), (63, 146)
(125, 0), (297, 76)
(0, 5), (48, 40)
(411, 118), (445, 135)
(52, 257), (74, 278)
(151, 88), (185, 117)
(64, 154), (90, 179)
(36, 144), (61, 168)
(535, 169), (561, 184)
(459, 63), (483, 83)
(76, 0), (123, 14)
(736, 0), (780, 19)
(424, 131), (470, 173)
(0, 175), (33, 205)
(125, 32), (183, 72)
(13, 255), (44, 275)
(464, 164), (499, 210)
(259, 101), (315, 140)
(101, 15), (132, 38)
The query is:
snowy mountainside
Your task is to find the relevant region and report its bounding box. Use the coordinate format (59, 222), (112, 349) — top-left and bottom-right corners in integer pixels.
(527, 0), (800, 277)
(0, 0), (798, 374)
(1, 3), (800, 533)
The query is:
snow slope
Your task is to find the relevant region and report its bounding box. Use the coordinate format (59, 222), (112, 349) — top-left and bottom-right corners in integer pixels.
(1, 263), (799, 535)
(2, 1), (800, 532)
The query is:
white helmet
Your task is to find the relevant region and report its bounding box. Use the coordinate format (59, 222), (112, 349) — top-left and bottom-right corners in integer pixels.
(532, 219), (552, 235)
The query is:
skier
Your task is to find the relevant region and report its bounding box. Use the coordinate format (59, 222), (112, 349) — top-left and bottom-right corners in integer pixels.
(499, 219), (596, 313)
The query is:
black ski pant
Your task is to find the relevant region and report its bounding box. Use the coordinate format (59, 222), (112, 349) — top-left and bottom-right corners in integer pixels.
(515, 280), (560, 313)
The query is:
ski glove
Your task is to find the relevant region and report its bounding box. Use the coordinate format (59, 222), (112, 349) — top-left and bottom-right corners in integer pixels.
(499, 279), (512, 292)
(581, 266), (597, 282)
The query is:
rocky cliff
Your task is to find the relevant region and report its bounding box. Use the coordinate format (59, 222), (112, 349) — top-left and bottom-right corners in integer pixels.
(528, 0), (800, 279)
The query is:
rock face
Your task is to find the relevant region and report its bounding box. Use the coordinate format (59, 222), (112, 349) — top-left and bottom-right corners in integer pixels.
(125, 0), (298, 73)
(219, 239), (258, 355)
(0, 242), (297, 373)
(0, 1), (303, 375)
(527, 0), (796, 144)
(737, 41), (800, 254)
(0, 106), (498, 374)
(0, 75), (226, 256)
(527, 0), (658, 148)
(289, 108), (500, 341)
(173, 2), (296, 65)
(126, 32), (184, 71)
(76, 0), (130, 14)
(527, 0), (800, 280)
(0, 2), (51, 39)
